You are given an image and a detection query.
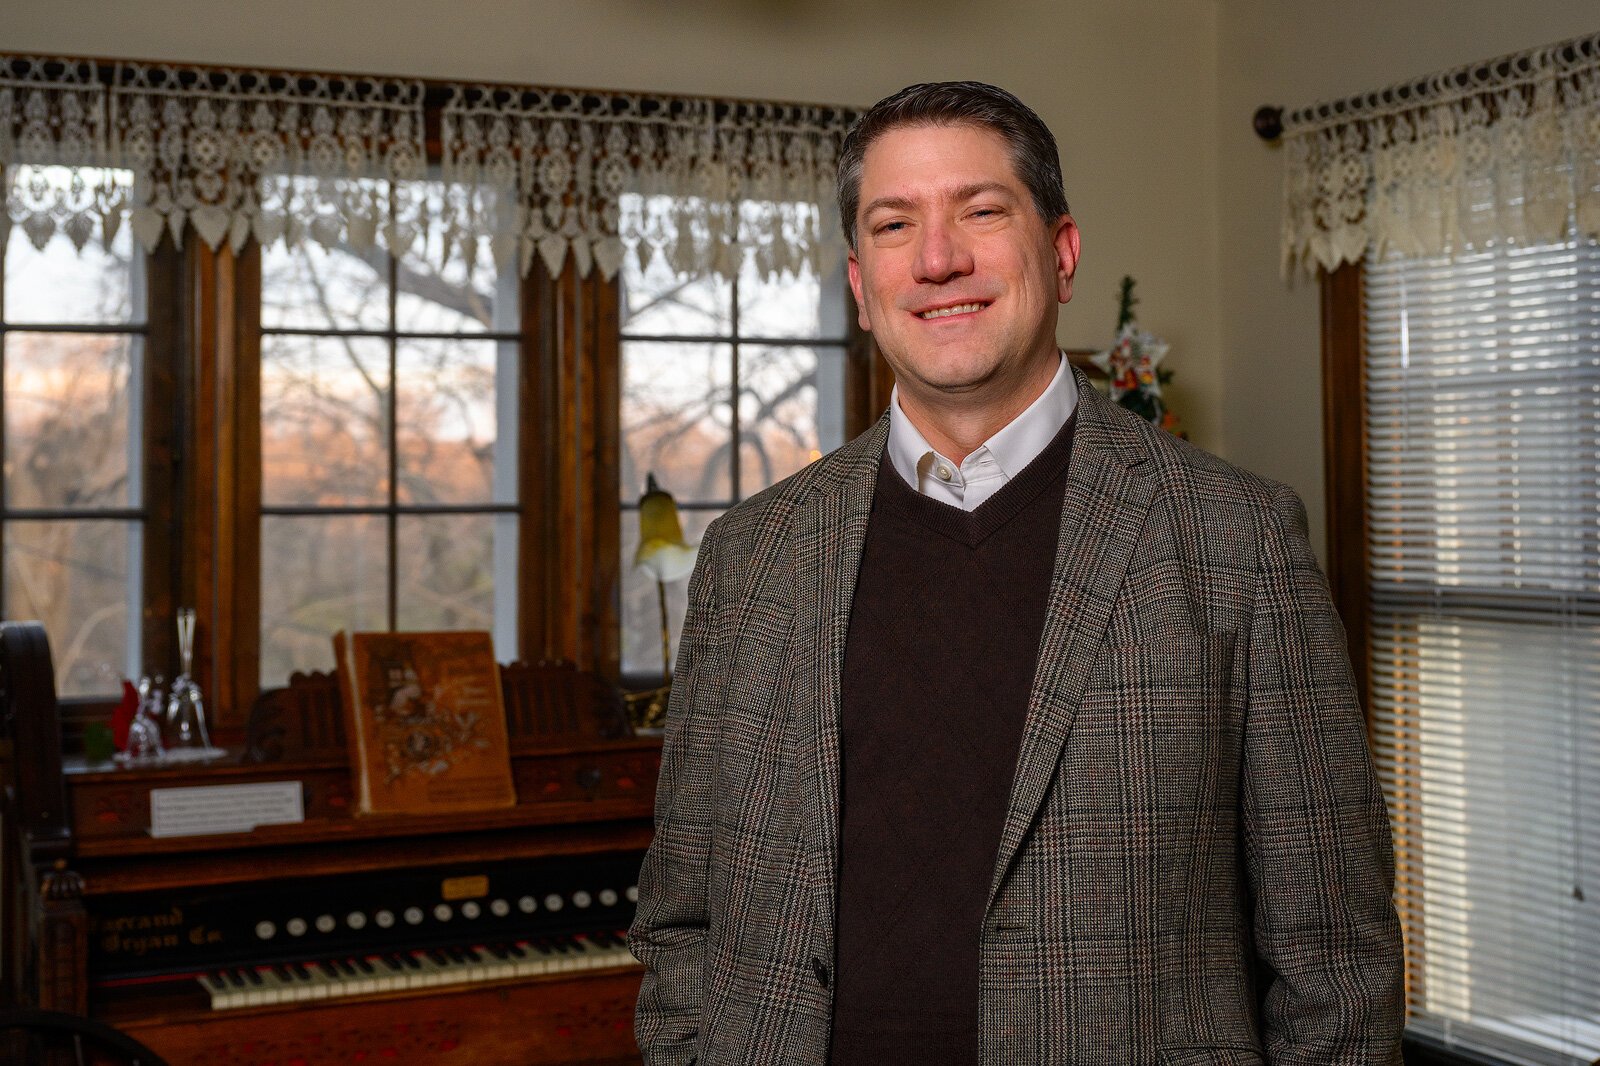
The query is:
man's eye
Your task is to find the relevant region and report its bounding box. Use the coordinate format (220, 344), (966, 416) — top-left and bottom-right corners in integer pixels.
(877, 220), (908, 234)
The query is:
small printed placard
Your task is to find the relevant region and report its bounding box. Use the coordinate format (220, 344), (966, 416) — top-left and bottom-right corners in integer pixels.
(149, 781), (305, 838)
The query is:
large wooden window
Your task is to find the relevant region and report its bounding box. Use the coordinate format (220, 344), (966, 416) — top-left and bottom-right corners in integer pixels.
(1324, 238), (1600, 1065)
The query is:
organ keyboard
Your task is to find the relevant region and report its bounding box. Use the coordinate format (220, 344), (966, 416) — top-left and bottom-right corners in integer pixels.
(91, 850), (645, 1013)
(1, 622), (661, 1066)
(198, 932), (637, 1010)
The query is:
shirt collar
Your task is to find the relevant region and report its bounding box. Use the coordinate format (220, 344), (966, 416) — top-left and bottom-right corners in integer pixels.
(887, 351), (1077, 490)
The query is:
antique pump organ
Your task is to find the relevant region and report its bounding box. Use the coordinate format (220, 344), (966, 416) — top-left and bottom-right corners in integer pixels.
(1, 621), (661, 1064)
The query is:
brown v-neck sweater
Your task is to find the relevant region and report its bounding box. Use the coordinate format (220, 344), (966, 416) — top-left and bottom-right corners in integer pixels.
(829, 413), (1077, 1065)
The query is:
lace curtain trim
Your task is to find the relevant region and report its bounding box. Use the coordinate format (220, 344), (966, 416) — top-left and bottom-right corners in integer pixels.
(0, 56), (856, 281)
(1280, 32), (1600, 275)
(441, 87), (848, 281)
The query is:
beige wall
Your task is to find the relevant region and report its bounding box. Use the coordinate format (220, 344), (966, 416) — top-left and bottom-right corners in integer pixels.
(6, 0), (1226, 451)
(1217, 0), (1599, 558)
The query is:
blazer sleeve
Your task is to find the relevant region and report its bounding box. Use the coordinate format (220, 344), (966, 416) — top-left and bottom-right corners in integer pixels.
(1242, 482), (1405, 1065)
(629, 523), (727, 1065)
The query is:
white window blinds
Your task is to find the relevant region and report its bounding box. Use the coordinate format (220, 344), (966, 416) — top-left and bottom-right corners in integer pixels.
(1364, 236), (1600, 1065)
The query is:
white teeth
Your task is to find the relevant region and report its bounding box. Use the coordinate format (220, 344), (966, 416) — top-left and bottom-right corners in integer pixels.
(918, 302), (984, 319)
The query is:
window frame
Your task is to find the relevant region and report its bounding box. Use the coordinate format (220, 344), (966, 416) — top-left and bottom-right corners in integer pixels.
(1320, 263), (1371, 710)
(254, 234), (524, 684)
(0, 223), (185, 737)
(208, 245), (629, 729)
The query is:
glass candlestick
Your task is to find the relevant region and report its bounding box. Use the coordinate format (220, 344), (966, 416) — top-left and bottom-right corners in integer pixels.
(161, 607), (224, 763)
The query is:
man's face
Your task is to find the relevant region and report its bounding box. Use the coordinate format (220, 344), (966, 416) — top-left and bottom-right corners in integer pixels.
(847, 123), (1080, 410)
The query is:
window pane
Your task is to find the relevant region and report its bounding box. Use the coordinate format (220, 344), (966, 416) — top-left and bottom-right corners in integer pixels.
(3, 518), (136, 696)
(738, 345), (848, 493)
(396, 338), (503, 505)
(620, 507), (719, 678)
(262, 240), (389, 332)
(621, 341), (733, 504)
(260, 514), (387, 685)
(397, 183), (515, 334)
(3, 168), (143, 326)
(4, 332), (139, 509)
(621, 251), (732, 337)
(737, 255), (849, 340)
(396, 513), (505, 636)
(262, 334), (390, 506)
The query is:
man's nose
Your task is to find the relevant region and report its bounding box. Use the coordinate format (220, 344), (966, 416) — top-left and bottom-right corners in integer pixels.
(912, 220), (974, 284)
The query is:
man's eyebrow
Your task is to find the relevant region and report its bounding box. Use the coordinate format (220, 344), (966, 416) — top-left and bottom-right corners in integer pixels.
(860, 182), (1020, 218)
(861, 194), (917, 217)
(950, 181), (1018, 204)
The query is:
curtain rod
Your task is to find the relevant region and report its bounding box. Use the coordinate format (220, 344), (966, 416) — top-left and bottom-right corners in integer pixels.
(1251, 29), (1600, 141)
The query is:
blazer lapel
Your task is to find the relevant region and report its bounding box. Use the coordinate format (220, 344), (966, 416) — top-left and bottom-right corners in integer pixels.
(794, 416), (886, 942)
(988, 375), (1157, 908)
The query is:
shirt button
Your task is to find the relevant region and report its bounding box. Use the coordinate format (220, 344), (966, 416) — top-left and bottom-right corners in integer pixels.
(935, 464), (953, 481)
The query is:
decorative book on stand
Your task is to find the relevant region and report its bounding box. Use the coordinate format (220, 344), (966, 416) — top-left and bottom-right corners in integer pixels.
(332, 630), (517, 815)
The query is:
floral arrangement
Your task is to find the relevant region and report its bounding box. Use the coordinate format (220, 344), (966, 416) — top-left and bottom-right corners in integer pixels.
(1090, 276), (1184, 437)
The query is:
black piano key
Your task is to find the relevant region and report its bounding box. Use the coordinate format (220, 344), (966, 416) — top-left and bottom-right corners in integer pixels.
(273, 963), (292, 980)
(507, 942), (528, 958)
(244, 967), (264, 986)
(428, 949), (449, 966)
(226, 969), (246, 988)
(204, 973), (228, 992)
(401, 951), (422, 970)
(380, 954), (404, 971)
(354, 956), (375, 974)
(293, 962), (312, 979)
(487, 943), (509, 959)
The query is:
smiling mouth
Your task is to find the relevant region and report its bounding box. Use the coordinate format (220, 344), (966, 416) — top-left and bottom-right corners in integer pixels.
(916, 301), (988, 320)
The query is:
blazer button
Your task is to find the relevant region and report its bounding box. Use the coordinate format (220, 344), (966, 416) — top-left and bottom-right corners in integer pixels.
(811, 958), (830, 989)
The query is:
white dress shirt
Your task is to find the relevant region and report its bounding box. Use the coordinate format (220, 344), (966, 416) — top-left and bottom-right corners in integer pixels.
(886, 353), (1077, 512)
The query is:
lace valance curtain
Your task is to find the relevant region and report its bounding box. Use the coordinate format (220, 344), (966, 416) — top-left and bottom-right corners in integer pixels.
(1280, 31), (1600, 275)
(0, 55), (857, 281)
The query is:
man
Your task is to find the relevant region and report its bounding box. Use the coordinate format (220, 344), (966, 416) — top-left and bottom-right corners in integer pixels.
(629, 81), (1402, 1065)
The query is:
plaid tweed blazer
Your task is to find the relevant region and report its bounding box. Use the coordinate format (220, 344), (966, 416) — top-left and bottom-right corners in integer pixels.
(629, 370), (1403, 1065)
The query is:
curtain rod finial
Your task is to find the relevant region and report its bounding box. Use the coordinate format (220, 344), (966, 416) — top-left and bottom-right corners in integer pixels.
(1253, 106), (1284, 141)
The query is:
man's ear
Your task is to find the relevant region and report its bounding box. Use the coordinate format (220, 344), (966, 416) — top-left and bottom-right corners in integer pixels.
(1053, 215), (1081, 304)
(847, 251), (872, 331)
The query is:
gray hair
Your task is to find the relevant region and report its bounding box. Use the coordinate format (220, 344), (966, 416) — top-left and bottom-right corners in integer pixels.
(836, 81), (1070, 250)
